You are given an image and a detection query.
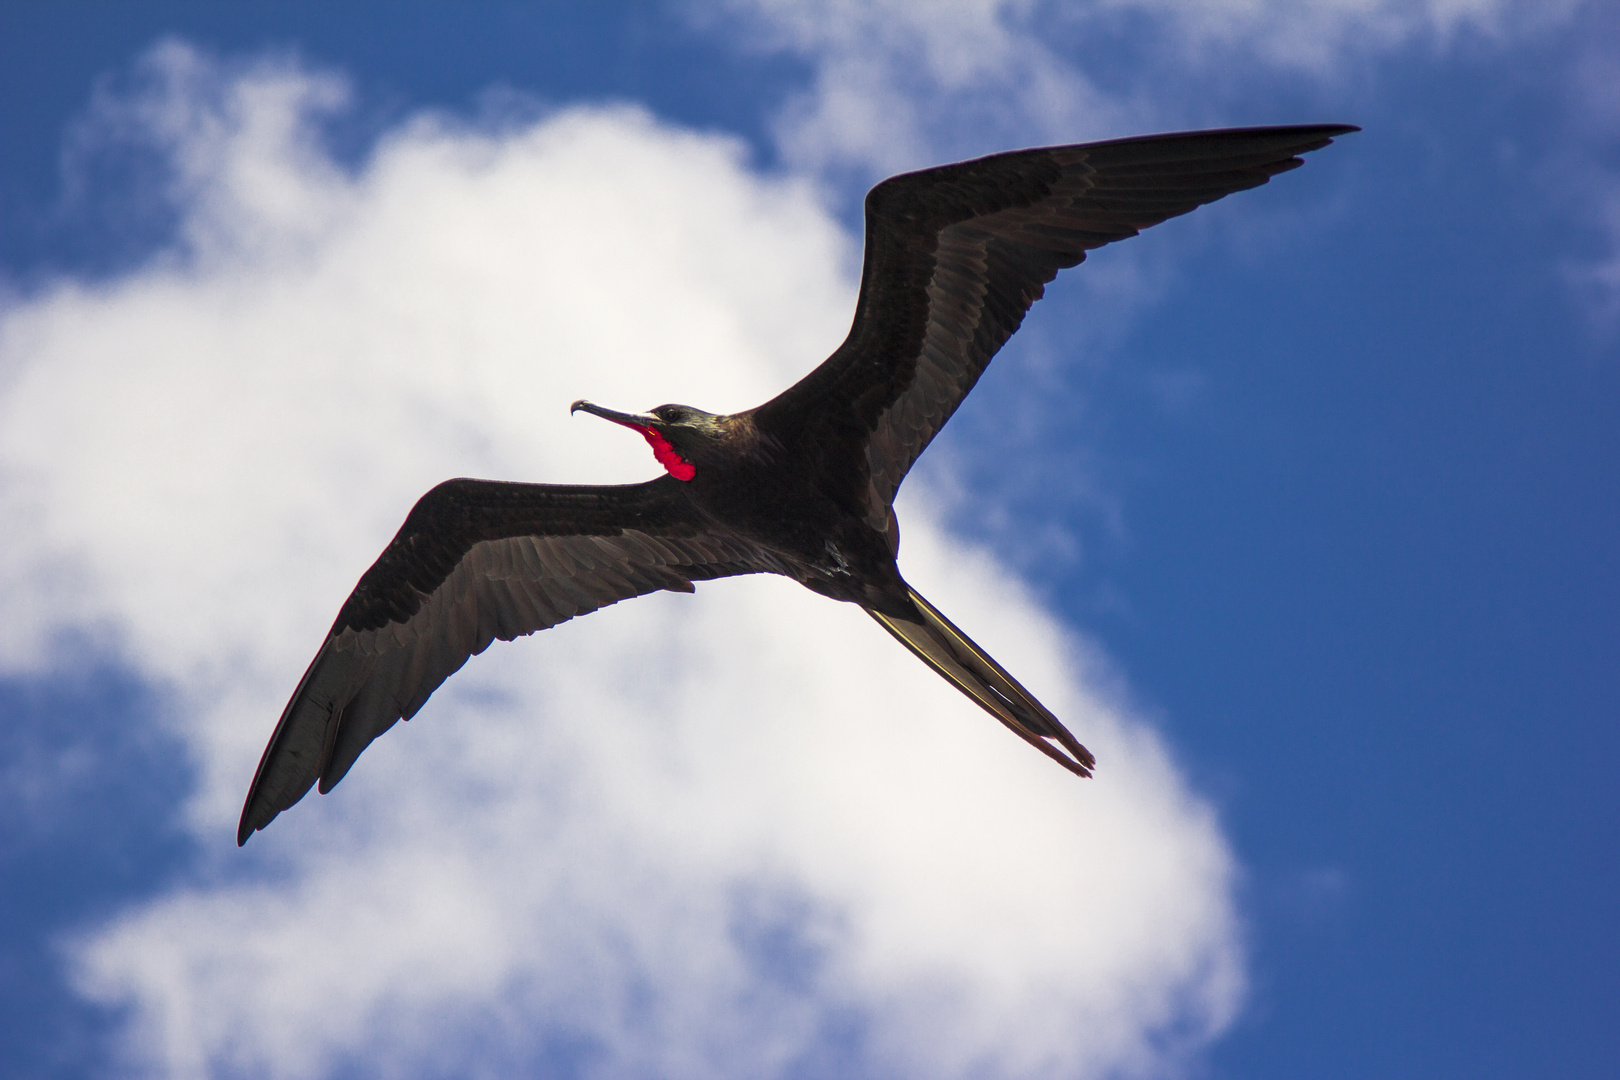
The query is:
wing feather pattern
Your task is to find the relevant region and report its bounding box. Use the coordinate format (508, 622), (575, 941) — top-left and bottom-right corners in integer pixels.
(238, 476), (780, 844)
(756, 124), (1357, 527)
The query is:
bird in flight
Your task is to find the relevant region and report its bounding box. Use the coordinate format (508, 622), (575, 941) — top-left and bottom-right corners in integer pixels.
(238, 124), (1356, 845)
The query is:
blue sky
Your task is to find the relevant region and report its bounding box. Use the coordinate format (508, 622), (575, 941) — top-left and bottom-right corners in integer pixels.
(1, 2), (1615, 1079)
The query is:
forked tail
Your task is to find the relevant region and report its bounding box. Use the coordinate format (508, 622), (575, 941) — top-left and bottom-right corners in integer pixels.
(866, 588), (1095, 778)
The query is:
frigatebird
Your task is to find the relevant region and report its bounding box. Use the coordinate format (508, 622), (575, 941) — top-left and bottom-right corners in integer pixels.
(238, 124), (1356, 845)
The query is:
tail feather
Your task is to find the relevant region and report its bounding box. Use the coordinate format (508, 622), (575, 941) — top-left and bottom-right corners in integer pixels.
(866, 588), (1095, 778)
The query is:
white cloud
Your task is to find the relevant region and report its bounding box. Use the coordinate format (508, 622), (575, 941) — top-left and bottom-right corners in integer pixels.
(707, 0), (1579, 181)
(706, 0), (1143, 178)
(0, 44), (1246, 1080)
(1090, 0), (1578, 66)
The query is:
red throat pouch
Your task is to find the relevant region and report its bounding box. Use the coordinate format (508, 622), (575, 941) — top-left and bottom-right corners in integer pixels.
(638, 427), (696, 481)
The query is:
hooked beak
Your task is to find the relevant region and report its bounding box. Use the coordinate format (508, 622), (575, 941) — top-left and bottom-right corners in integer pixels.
(570, 399), (659, 431)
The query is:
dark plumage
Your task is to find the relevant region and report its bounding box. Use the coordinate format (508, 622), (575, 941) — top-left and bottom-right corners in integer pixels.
(239, 124), (1356, 845)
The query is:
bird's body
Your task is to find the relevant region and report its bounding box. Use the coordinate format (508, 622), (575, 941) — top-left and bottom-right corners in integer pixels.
(238, 124), (1356, 845)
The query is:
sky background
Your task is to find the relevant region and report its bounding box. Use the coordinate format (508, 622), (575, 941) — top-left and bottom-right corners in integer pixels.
(0, 2), (1615, 1079)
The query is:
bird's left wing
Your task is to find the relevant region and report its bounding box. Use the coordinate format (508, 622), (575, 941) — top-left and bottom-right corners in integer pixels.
(757, 125), (1356, 527)
(238, 475), (781, 844)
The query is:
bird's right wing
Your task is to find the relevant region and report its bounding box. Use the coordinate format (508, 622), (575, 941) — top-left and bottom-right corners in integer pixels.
(756, 125), (1356, 528)
(238, 475), (783, 844)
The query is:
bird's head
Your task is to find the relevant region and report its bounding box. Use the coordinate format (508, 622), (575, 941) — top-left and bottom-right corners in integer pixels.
(570, 400), (726, 481)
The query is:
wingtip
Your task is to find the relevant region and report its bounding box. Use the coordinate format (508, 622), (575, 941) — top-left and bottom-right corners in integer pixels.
(1280, 123), (1360, 155)
(236, 802), (267, 846)
(1294, 123), (1359, 137)
(1307, 124), (1361, 149)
